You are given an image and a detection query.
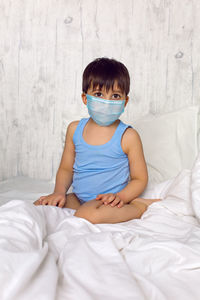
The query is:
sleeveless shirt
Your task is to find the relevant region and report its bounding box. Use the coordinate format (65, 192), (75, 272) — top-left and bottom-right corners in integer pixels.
(72, 118), (131, 202)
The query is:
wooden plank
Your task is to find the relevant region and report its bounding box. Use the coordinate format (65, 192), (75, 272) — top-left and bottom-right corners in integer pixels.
(0, 0), (199, 180)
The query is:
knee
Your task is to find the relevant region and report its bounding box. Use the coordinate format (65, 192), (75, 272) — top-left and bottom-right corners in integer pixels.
(130, 198), (148, 215)
(74, 207), (99, 224)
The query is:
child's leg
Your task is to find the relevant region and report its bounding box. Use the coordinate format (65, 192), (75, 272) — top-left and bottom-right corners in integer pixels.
(74, 198), (161, 224)
(64, 193), (82, 210)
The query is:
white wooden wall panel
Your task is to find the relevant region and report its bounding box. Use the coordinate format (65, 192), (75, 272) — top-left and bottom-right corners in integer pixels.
(0, 0), (199, 180)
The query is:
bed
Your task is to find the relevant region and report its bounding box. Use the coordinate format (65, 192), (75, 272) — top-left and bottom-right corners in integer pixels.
(0, 105), (200, 300)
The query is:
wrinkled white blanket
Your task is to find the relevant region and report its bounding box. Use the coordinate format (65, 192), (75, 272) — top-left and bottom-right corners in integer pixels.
(1, 153), (200, 300)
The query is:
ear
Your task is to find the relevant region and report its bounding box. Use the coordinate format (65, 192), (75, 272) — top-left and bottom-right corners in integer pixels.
(124, 96), (129, 107)
(82, 93), (87, 105)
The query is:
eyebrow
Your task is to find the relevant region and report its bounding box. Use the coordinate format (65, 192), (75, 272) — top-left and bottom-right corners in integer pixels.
(92, 88), (123, 93)
(112, 90), (123, 93)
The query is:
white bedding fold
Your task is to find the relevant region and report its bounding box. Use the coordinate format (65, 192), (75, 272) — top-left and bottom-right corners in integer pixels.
(0, 201), (57, 300)
(0, 152), (200, 299)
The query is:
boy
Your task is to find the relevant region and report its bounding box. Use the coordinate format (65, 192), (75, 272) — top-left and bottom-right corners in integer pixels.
(34, 58), (160, 223)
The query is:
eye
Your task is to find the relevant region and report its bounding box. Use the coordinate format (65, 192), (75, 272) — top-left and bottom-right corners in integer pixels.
(94, 92), (103, 97)
(112, 94), (121, 100)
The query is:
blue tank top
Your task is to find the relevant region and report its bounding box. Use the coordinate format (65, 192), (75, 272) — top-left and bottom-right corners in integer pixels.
(72, 118), (131, 202)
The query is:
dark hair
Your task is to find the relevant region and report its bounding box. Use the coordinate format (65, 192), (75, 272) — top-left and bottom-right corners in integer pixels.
(82, 57), (130, 95)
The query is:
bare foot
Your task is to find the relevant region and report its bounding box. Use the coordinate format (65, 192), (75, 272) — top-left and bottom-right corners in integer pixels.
(133, 198), (161, 208)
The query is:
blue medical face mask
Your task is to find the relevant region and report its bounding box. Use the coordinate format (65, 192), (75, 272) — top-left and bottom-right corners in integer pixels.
(86, 94), (126, 126)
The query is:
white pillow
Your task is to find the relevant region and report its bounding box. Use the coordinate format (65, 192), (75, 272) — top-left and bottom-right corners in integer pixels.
(160, 169), (194, 216)
(133, 106), (199, 184)
(191, 151), (200, 223)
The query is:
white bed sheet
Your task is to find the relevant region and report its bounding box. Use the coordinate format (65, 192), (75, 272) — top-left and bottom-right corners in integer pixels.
(0, 154), (200, 300)
(0, 176), (54, 206)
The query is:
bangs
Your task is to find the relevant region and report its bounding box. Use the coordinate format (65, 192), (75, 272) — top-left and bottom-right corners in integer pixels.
(82, 58), (130, 95)
(89, 75), (126, 94)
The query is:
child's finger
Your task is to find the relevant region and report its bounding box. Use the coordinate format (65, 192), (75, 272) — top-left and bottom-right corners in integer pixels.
(110, 195), (121, 207)
(52, 199), (59, 206)
(110, 199), (119, 207)
(117, 200), (124, 208)
(39, 196), (45, 203)
(41, 198), (49, 205)
(33, 199), (40, 205)
(96, 194), (103, 200)
(58, 198), (66, 208)
(106, 194), (116, 203)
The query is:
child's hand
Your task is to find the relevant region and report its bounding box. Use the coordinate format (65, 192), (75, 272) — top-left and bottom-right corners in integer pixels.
(34, 193), (66, 208)
(96, 193), (124, 208)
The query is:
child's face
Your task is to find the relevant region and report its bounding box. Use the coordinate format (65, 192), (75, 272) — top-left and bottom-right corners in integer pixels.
(82, 82), (129, 107)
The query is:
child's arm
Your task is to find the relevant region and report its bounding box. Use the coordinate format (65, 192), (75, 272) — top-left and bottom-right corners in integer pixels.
(36, 121), (78, 207)
(97, 128), (148, 208)
(117, 128), (148, 202)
